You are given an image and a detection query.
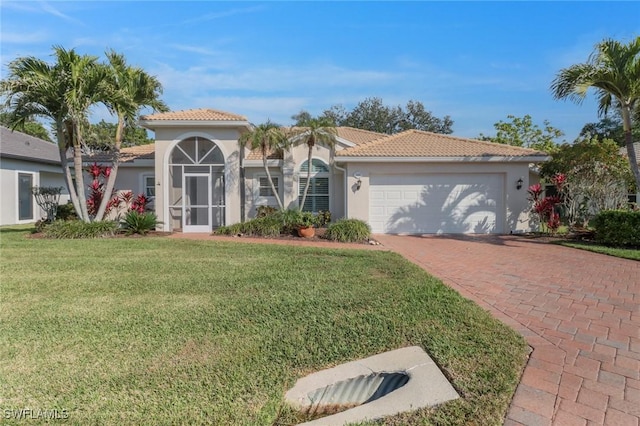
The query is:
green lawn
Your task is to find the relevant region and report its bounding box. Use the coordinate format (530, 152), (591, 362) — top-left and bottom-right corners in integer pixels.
(557, 240), (640, 261)
(0, 227), (528, 425)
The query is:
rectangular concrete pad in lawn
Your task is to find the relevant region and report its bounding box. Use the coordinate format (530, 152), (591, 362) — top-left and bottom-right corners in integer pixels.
(285, 346), (460, 425)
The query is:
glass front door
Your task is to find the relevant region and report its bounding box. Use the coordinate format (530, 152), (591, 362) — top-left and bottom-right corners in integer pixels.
(183, 174), (210, 232)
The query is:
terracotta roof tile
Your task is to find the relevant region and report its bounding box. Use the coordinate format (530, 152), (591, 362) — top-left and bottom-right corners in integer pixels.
(336, 127), (386, 146)
(86, 144), (155, 163)
(336, 129), (548, 158)
(140, 108), (247, 122)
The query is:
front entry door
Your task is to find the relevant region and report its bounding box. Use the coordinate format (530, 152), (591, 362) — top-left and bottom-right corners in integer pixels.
(183, 173), (210, 232)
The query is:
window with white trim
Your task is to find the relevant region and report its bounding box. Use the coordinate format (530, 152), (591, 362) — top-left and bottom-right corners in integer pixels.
(144, 175), (155, 197)
(298, 159), (330, 212)
(258, 176), (279, 197)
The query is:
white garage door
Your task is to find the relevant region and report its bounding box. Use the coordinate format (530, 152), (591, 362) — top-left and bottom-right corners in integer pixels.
(369, 174), (504, 234)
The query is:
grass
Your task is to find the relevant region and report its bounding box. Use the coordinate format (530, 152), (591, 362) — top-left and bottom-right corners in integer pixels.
(0, 226), (528, 425)
(557, 240), (640, 261)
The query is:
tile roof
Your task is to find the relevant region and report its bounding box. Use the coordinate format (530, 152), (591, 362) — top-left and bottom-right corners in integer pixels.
(140, 108), (247, 122)
(336, 129), (548, 158)
(85, 144), (155, 163)
(0, 126), (61, 164)
(245, 127), (386, 161)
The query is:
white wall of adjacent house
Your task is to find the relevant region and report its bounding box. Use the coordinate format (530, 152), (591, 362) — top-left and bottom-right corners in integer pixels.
(343, 161), (536, 234)
(0, 158), (68, 225)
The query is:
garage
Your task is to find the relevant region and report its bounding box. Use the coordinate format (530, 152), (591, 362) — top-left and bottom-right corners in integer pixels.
(369, 174), (504, 234)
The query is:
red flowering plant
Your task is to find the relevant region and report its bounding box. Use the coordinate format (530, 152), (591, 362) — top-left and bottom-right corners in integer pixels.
(527, 173), (566, 234)
(85, 162), (122, 218)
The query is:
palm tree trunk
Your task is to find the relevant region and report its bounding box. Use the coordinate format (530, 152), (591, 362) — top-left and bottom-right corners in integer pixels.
(70, 121), (90, 221)
(95, 117), (124, 221)
(262, 154), (284, 210)
(57, 124), (83, 220)
(622, 106), (640, 191)
(299, 145), (313, 209)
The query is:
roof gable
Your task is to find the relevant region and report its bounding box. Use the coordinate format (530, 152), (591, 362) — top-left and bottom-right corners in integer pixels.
(0, 126), (61, 165)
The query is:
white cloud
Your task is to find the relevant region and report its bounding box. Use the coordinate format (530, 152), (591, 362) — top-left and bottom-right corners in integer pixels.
(179, 5), (266, 25)
(0, 30), (49, 44)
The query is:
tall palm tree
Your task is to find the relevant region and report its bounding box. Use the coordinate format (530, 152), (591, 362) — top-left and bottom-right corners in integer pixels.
(239, 120), (288, 210)
(289, 116), (338, 209)
(551, 37), (640, 190)
(93, 50), (168, 221)
(1, 46), (108, 221)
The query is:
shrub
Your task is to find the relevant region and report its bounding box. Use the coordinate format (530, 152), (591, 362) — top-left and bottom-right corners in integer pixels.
(56, 202), (78, 221)
(256, 205), (277, 218)
(121, 211), (160, 235)
(216, 214), (283, 237)
(42, 220), (118, 239)
(324, 219), (371, 243)
(592, 210), (640, 247)
(316, 210), (332, 227)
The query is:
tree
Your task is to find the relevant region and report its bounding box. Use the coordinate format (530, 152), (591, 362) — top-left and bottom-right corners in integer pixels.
(0, 46), (167, 222)
(578, 112), (640, 147)
(94, 50), (168, 221)
(551, 37), (640, 191)
(292, 97), (454, 134)
(478, 114), (563, 152)
(239, 120), (288, 210)
(289, 116), (337, 209)
(540, 137), (634, 226)
(1, 46), (109, 221)
(0, 112), (52, 141)
(84, 120), (153, 151)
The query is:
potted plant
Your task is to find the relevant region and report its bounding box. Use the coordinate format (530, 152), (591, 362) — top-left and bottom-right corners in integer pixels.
(296, 211), (317, 238)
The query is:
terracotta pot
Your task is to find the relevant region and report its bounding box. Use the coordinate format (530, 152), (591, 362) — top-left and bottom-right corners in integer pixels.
(297, 226), (315, 238)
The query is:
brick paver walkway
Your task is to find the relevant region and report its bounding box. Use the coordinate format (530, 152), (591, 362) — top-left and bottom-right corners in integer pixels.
(374, 235), (639, 426)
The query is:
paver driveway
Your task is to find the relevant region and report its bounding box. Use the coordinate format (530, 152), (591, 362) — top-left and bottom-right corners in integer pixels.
(375, 235), (639, 426)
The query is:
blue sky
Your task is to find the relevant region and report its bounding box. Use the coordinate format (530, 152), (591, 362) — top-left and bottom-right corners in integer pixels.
(1, 1), (639, 141)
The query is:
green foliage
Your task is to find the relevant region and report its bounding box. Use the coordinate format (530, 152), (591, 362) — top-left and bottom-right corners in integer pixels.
(255, 205), (277, 218)
(216, 209), (326, 237)
(85, 119), (153, 150)
(579, 114), (640, 147)
(592, 210), (640, 247)
(120, 211), (160, 235)
(41, 220), (118, 239)
(294, 97), (453, 134)
(324, 218), (371, 242)
(0, 112), (52, 141)
(541, 138), (634, 226)
(478, 114), (563, 152)
(56, 202), (78, 221)
(316, 210), (332, 227)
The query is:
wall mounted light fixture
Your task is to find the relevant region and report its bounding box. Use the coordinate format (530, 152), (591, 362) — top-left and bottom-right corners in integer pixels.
(516, 177), (524, 190)
(354, 172), (362, 191)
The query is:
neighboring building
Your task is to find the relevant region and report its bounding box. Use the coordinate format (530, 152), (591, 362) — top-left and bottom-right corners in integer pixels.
(0, 126), (69, 226)
(123, 108), (550, 234)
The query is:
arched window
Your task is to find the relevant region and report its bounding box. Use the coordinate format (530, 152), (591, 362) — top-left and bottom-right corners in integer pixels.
(299, 159), (329, 212)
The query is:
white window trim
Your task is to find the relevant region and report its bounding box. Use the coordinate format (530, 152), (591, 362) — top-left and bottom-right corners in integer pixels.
(141, 173), (156, 199)
(16, 171), (38, 223)
(298, 158), (331, 213)
(254, 174), (282, 206)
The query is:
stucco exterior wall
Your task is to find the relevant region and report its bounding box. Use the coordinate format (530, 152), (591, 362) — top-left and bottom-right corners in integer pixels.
(0, 158), (68, 225)
(341, 161), (535, 233)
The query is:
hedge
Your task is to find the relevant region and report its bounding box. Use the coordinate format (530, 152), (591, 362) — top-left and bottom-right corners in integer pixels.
(592, 210), (640, 247)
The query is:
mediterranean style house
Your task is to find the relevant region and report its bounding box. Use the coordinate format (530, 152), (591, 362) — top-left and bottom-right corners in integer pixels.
(129, 108), (549, 234)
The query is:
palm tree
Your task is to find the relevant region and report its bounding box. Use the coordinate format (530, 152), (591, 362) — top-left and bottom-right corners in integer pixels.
(93, 50), (168, 221)
(289, 116), (338, 209)
(1, 46), (108, 221)
(239, 120), (288, 210)
(551, 37), (640, 190)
